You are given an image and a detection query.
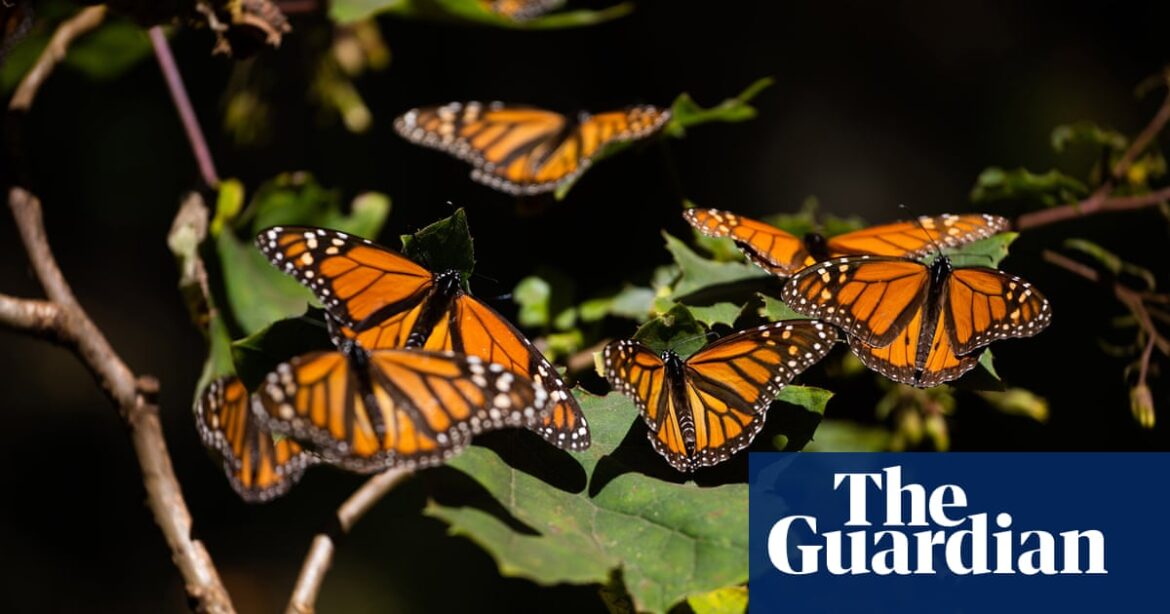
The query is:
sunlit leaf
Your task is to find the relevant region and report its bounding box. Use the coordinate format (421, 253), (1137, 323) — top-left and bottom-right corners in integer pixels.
(804, 420), (891, 452)
(664, 77), (774, 138)
(942, 231), (1017, 268)
(776, 385), (833, 416)
(687, 586), (747, 614)
(514, 276), (551, 328)
(757, 294), (810, 321)
(217, 230), (317, 335)
(428, 392), (749, 613)
(633, 304), (708, 358)
(1051, 121), (1127, 153)
(978, 388), (1049, 423)
(685, 302), (744, 327)
(246, 173), (390, 239)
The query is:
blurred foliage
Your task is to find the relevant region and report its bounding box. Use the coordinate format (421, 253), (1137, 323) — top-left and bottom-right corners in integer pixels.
(330, 0), (633, 28)
(970, 167), (1088, 206)
(430, 392), (749, 613)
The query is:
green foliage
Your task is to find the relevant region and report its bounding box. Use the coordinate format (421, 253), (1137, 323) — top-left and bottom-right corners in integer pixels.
(804, 420), (892, 452)
(427, 392), (749, 613)
(686, 302), (745, 327)
(400, 208), (476, 276)
(329, 0), (632, 28)
(230, 309), (334, 389)
(214, 174), (390, 335)
(763, 196), (866, 238)
(1, 11), (151, 92)
(663, 232), (767, 298)
(1051, 121), (1128, 153)
(757, 294), (810, 321)
(942, 231), (1017, 268)
(1063, 238), (1157, 290)
(970, 167), (1088, 206)
(664, 77), (775, 138)
(978, 388), (1049, 423)
(687, 586), (748, 614)
(633, 304), (708, 357)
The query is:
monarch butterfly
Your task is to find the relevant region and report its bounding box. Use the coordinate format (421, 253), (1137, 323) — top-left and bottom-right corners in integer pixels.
(394, 102), (670, 195)
(254, 342), (550, 472)
(255, 226), (591, 451)
(781, 254), (1052, 387)
(603, 321), (836, 471)
(480, 0), (559, 20)
(194, 376), (316, 502)
(684, 208), (1009, 277)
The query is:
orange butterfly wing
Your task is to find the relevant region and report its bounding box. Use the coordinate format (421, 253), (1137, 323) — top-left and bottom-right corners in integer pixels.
(944, 267), (1052, 355)
(395, 102), (669, 194)
(256, 226), (434, 328)
(604, 321), (835, 471)
(194, 376), (315, 502)
(848, 310), (980, 388)
(826, 214), (1009, 259)
(781, 256), (930, 347)
(683, 208), (814, 276)
(255, 349), (549, 472)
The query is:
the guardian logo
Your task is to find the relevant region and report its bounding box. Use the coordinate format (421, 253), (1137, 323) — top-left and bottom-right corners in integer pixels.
(767, 466), (1107, 576)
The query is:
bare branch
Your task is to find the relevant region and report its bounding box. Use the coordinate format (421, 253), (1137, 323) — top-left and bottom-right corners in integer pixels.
(8, 5), (107, 112)
(1015, 83), (1170, 230)
(287, 468), (413, 614)
(149, 26), (221, 188)
(1043, 249), (1170, 355)
(0, 294), (62, 337)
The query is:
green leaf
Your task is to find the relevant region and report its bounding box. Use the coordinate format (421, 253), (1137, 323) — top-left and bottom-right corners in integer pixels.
(805, 420), (892, 452)
(330, 0), (632, 29)
(2, 15), (151, 92)
(687, 586), (748, 614)
(211, 179), (246, 237)
(685, 302), (744, 327)
(514, 276), (551, 328)
(970, 167), (1088, 206)
(757, 294), (811, 321)
(776, 385), (834, 416)
(400, 208), (475, 276)
(978, 388), (1049, 423)
(428, 392), (749, 613)
(245, 173), (390, 239)
(665, 77), (774, 138)
(196, 314), (239, 396)
(217, 229), (318, 335)
(663, 232), (767, 298)
(1051, 121), (1128, 153)
(633, 304), (708, 358)
(1063, 238), (1157, 290)
(942, 232), (1017, 268)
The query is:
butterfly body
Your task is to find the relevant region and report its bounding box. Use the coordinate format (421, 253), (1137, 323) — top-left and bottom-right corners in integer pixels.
(258, 226), (591, 450)
(783, 254), (1051, 388)
(395, 102), (670, 195)
(604, 321), (836, 471)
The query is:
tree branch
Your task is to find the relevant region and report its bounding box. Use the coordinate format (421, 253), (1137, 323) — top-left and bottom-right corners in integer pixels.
(1042, 249), (1170, 355)
(286, 468), (413, 614)
(149, 26), (220, 188)
(1015, 81), (1170, 230)
(6, 10), (235, 612)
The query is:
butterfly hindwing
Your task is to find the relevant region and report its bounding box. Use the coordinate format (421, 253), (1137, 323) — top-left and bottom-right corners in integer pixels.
(945, 267), (1052, 355)
(194, 376), (315, 502)
(847, 309), (980, 388)
(395, 102), (670, 194)
(255, 348), (549, 472)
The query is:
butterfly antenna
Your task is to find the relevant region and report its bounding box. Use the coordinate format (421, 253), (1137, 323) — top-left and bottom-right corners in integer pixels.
(899, 203), (946, 259)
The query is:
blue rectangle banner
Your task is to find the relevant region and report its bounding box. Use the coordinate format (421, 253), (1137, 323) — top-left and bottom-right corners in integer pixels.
(748, 453), (1169, 612)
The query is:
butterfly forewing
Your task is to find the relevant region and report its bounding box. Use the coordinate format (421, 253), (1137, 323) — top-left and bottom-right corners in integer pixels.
(255, 349), (549, 472)
(782, 256), (930, 347)
(683, 208), (813, 276)
(826, 213), (1009, 259)
(194, 376), (315, 502)
(945, 267), (1052, 355)
(256, 227), (433, 328)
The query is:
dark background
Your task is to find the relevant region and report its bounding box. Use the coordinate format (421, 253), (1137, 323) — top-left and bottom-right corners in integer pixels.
(2, 1), (1169, 611)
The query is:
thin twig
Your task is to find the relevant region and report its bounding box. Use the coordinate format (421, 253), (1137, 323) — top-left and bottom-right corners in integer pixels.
(287, 468), (413, 614)
(0, 294), (62, 337)
(9, 5), (107, 112)
(1043, 249), (1170, 355)
(1015, 83), (1170, 230)
(149, 26), (220, 188)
